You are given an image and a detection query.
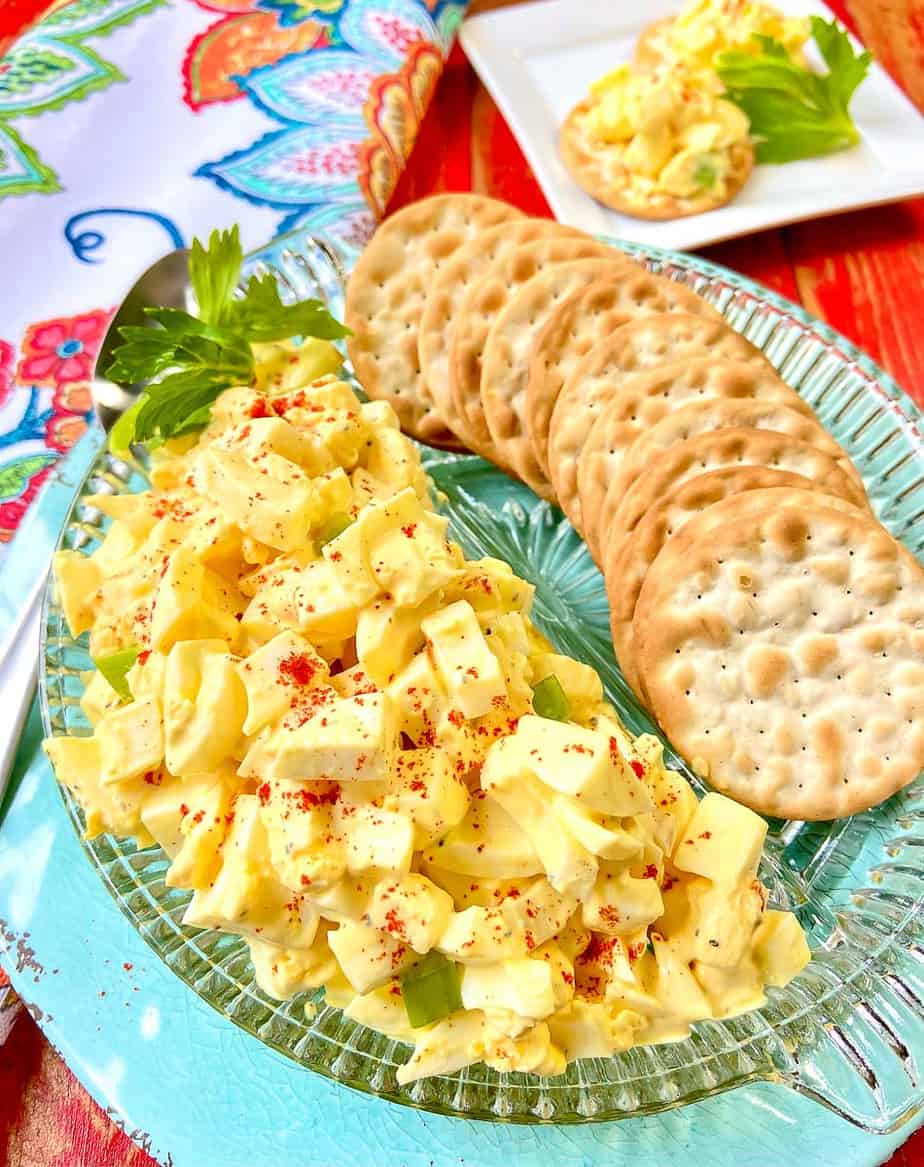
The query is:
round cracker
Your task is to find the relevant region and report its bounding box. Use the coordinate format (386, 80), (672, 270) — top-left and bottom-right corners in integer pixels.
(525, 273), (720, 481)
(634, 497), (924, 820)
(526, 283), (632, 481)
(568, 317), (784, 557)
(448, 234), (620, 458)
(596, 397), (866, 555)
(560, 97), (755, 220)
(553, 354), (788, 536)
(345, 194), (523, 445)
(418, 218), (586, 444)
(548, 352), (786, 548)
(605, 471), (863, 700)
(604, 426), (869, 568)
(479, 256), (639, 494)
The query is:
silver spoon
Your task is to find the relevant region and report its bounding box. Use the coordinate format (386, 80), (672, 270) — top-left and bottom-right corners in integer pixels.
(91, 248), (194, 432)
(0, 232), (346, 804)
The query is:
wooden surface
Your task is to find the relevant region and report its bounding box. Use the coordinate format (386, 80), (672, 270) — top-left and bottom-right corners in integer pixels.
(0, 0), (59, 54)
(3, 0), (924, 1163)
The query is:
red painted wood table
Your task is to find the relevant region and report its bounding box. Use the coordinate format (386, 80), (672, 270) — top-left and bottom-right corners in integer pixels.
(1, 0), (923, 1164)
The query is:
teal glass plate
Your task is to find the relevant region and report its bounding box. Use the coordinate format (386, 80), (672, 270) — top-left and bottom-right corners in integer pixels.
(39, 228), (924, 1130)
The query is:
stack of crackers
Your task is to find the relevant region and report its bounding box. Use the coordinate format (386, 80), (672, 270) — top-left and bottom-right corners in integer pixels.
(346, 194), (924, 821)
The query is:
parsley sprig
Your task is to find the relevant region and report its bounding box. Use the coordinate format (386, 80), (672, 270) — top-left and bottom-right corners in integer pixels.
(716, 17), (871, 164)
(107, 226), (348, 452)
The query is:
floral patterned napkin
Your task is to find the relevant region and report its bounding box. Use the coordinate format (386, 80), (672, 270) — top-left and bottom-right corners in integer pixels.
(0, 0), (465, 1038)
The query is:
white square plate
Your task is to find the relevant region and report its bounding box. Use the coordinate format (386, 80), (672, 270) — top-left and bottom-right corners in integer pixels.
(459, 0), (924, 250)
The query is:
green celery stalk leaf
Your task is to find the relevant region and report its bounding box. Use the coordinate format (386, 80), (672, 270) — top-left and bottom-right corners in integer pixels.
(106, 330), (252, 450)
(107, 312), (251, 385)
(107, 332), (183, 382)
(751, 33), (790, 59)
(189, 226), (244, 328)
(754, 125), (855, 163)
(229, 272), (351, 343)
(142, 306), (237, 339)
(809, 15), (871, 108)
(716, 49), (818, 102)
(716, 19), (869, 165)
(170, 402), (217, 437)
(724, 88), (859, 161)
(132, 375), (233, 445)
(102, 222), (349, 451)
(108, 398), (144, 455)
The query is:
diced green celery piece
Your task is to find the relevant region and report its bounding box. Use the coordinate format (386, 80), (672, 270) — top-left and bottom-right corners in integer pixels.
(400, 951), (462, 1028)
(318, 512), (354, 547)
(694, 158), (718, 188)
(531, 673), (570, 722)
(92, 646), (140, 702)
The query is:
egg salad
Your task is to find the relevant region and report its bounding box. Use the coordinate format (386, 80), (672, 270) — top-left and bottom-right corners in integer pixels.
(640, 0), (810, 72)
(579, 63), (752, 205)
(44, 341), (810, 1084)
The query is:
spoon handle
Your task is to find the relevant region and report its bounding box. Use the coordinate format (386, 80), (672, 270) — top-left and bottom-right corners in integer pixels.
(0, 427), (106, 812)
(0, 587), (40, 809)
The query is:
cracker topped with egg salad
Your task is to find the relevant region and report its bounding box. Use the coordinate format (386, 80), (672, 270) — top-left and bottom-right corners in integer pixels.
(635, 0), (809, 72)
(560, 0), (871, 219)
(560, 63), (754, 220)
